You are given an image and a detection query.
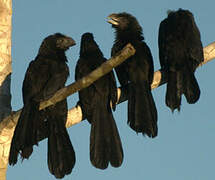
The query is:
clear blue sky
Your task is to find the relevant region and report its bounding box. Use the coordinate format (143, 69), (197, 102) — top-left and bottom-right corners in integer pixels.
(7, 0), (215, 179)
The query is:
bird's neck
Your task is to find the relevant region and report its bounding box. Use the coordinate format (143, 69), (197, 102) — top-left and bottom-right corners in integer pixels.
(115, 29), (144, 43)
(38, 50), (68, 63)
(80, 47), (103, 59)
(80, 51), (103, 59)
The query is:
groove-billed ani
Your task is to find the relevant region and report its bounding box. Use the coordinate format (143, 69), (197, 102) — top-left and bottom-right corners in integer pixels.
(9, 33), (76, 179)
(107, 12), (158, 138)
(75, 33), (123, 169)
(158, 9), (204, 112)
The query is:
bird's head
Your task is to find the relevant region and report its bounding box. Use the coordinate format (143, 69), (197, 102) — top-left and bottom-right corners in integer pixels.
(54, 33), (76, 51)
(80, 32), (103, 57)
(107, 12), (143, 40)
(81, 32), (94, 42)
(39, 33), (76, 55)
(167, 8), (194, 20)
(107, 12), (141, 31)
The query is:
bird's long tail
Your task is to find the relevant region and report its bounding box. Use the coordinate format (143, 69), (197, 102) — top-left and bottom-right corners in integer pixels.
(9, 101), (40, 165)
(128, 82), (158, 138)
(166, 68), (200, 112)
(48, 117), (76, 179)
(166, 71), (183, 112)
(183, 68), (200, 104)
(90, 97), (123, 169)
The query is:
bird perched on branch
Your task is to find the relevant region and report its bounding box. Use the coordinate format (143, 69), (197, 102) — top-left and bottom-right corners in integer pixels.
(107, 12), (158, 138)
(9, 33), (76, 179)
(75, 32), (123, 169)
(158, 9), (204, 112)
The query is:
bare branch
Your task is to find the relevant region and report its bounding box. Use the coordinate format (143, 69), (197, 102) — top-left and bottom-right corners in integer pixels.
(39, 43), (136, 110)
(0, 43), (136, 132)
(0, 41), (214, 172)
(65, 41), (215, 126)
(0, 42), (135, 174)
(2, 42), (215, 131)
(150, 41), (215, 89)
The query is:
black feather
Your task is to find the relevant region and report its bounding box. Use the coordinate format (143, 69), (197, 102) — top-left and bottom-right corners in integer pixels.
(9, 33), (76, 179)
(75, 32), (123, 169)
(158, 8), (204, 112)
(108, 12), (158, 137)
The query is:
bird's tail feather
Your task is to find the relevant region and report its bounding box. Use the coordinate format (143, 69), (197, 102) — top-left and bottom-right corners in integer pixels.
(48, 118), (75, 179)
(90, 97), (123, 169)
(9, 101), (39, 165)
(128, 82), (158, 138)
(183, 68), (200, 104)
(166, 71), (183, 112)
(166, 68), (200, 112)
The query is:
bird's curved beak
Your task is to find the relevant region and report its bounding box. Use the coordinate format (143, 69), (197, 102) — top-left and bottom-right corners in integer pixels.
(57, 36), (76, 50)
(107, 14), (119, 26)
(65, 37), (76, 47)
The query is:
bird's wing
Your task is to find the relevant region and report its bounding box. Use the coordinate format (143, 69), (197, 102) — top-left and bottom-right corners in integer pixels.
(109, 70), (117, 110)
(187, 17), (204, 66)
(158, 19), (168, 70)
(141, 42), (155, 85)
(112, 42), (129, 86)
(23, 58), (69, 103)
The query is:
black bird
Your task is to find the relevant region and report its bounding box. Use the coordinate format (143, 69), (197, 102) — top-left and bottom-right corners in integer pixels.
(75, 33), (123, 169)
(9, 33), (76, 179)
(107, 12), (158, 138)
(158, 9), (204, 111)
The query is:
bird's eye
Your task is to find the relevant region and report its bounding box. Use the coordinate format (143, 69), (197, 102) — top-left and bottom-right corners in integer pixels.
(57, 39), (63, 43)
(56, 39), (64, 48)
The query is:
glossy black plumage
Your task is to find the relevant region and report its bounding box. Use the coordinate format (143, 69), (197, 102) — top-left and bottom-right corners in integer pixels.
(75, 33), (123, 169)
(108, 12), (158, 137)
(9, 33), (76, 179)
(158, 9), (204, 111)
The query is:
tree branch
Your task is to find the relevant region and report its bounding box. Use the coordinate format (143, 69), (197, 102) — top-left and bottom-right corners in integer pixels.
(39, 43), (136, 110)
(0, 41), (214, 171)
(2, 42), (215, 131)
(0, 43), (136, 134)
(118, 41), (215, 103)
(65, 41), (215, 128)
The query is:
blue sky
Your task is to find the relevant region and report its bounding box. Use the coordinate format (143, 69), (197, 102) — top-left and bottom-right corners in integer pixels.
(7, 0), (215, 179)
